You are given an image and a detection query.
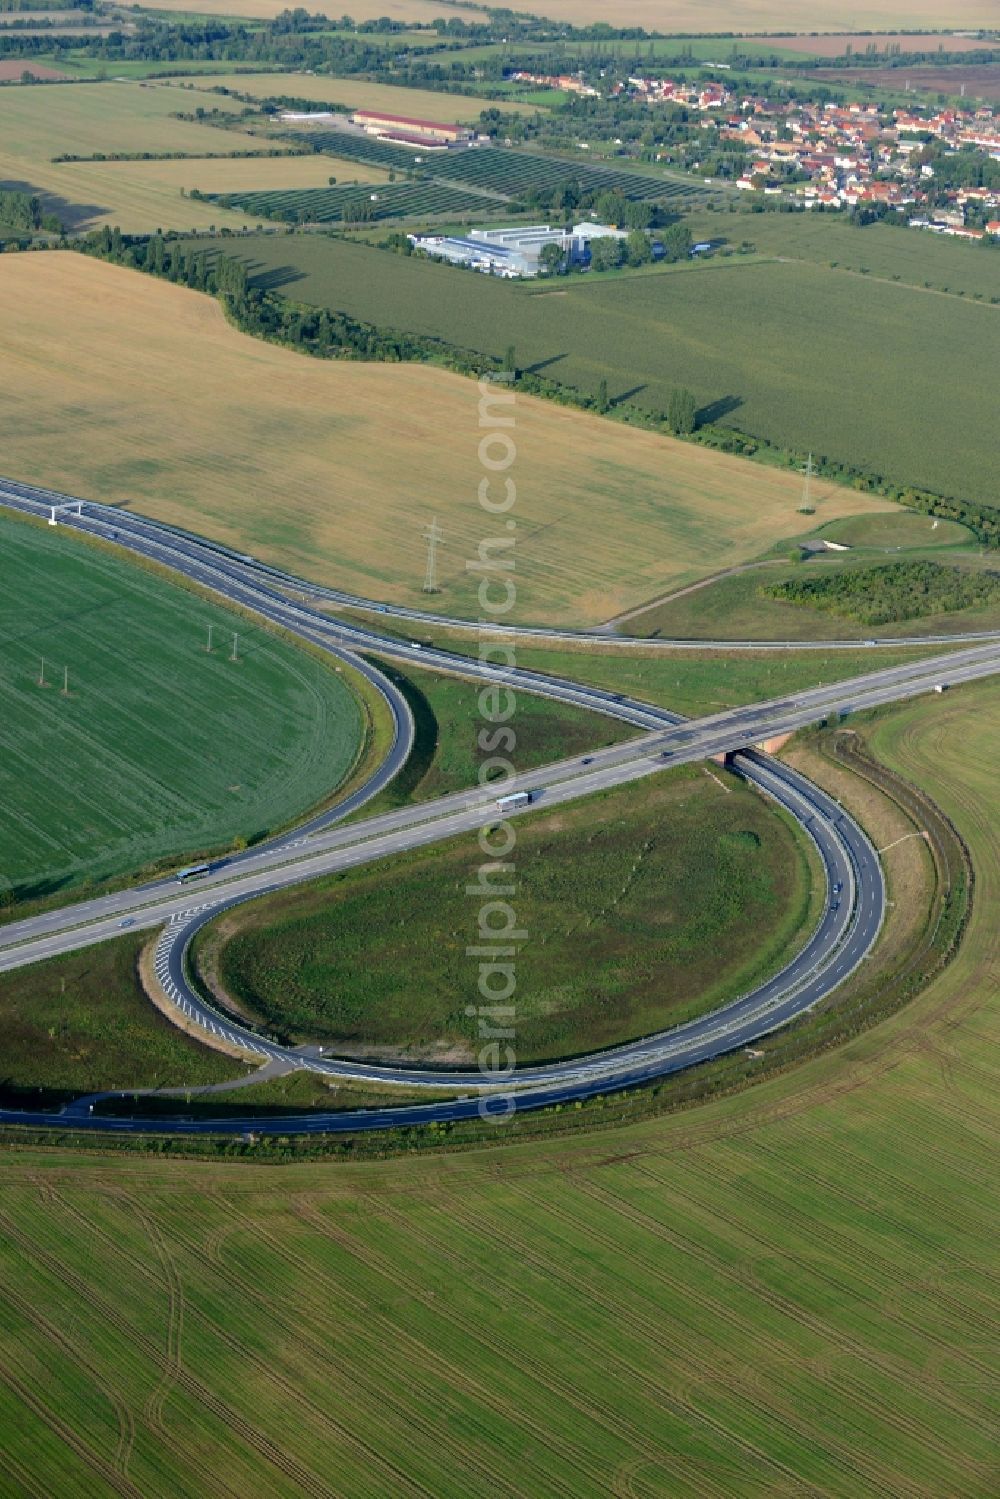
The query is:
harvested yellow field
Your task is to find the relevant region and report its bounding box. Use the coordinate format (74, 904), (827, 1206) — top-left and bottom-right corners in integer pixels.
(526, 0), (998, 28)
(0, 79), (270, 230)
(0, 254), (892, 624)
(146, 0), (457, 18)
(0, 71), (532, 230)
(303, 153), (393, 183)
(61, 151), (390, 212)
(0, 147), (258, 233)
(119, 0), (1000, 23)
(102, 153), (391, 195)
(173, 72), (539, 119)
(0, 78), (243, 159)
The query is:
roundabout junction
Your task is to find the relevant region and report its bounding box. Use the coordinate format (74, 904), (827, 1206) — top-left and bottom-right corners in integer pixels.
(2, 478), (999, 1137)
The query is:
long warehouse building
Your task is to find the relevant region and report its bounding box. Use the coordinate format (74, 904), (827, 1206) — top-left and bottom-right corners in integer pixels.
(351, 110), (475, 148)
(410, 221), (629, 277)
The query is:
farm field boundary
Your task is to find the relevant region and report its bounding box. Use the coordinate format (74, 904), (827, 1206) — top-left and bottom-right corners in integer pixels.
(0, 252), (894, 626)
(190, 229), (1000, 520)
(169, 71), (543, 118)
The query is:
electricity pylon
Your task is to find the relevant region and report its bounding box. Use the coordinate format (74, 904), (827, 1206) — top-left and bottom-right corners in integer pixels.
(798, 452), (815, 514)
(422, 517), (443, 594)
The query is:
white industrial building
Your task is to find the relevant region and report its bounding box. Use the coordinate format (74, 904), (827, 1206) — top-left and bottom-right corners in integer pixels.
(409, 221), (628, 278)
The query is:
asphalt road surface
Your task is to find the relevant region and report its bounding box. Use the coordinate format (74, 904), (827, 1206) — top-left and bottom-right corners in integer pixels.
(1, 482), (996, 1136)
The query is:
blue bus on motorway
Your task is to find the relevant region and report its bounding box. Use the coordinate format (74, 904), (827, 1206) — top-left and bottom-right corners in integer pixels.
(176, 863), (210, 883)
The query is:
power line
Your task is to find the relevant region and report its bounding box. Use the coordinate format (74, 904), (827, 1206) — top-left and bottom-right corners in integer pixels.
(798, 452), (815, 514)
(422, 516), (443, 594)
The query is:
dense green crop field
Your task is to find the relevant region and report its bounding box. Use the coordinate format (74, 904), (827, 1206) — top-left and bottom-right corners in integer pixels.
(281, 132), (717, 206)
(0, 680), (996, 1495)
(285, 127), (426, 171)
(209, 765), (815, 1061)
(217, 232), (1000, 509)
(217, 139), (716, 221)
(427, 143), (714, 204)
(211, 179), (507, 223)
(0, 515), (361, 897)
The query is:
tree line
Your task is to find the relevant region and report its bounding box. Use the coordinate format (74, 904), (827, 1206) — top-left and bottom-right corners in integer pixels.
(0, 189), (61, 235)
(766, 560), (1000, 626)
(72, 226), (1000, 549)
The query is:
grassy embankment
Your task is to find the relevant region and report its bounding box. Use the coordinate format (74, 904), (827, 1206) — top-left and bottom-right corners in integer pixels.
(0, 252), (891, 625)
(621, 513), (999, 640)
(356, 656), (639, 816)
(0, 511), (363, 901)
(0, 679), (996, 1495)
(0, 77), (277, 230)
(341, 622), (955, 719)
(217, 228), (1000, 509)
(0, 924), (463, 1112)
(201, 763), (819, 1062)
(0, 936), (237, 1106)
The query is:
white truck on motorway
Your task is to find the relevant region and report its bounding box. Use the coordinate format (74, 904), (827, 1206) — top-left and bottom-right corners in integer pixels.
(496, 790), (534, 813)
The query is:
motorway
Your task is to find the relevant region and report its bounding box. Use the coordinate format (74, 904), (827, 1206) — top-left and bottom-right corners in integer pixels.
(1, 479), (998, 1134)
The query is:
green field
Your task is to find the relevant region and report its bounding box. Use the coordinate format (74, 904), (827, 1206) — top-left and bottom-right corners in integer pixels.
(0, 514), (362, 898)
(214, 231), (1000, 509)
(0, 679), (995, 1494)
(204, 765), (816, 1062)
(210, 179), (510, 224)
(427, 142), (715, 204)
(354, 625), (951, 718)
(685, 209), (1000, 303)
(426, 35), (823, 67)
(0, 933), (236, 1103)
